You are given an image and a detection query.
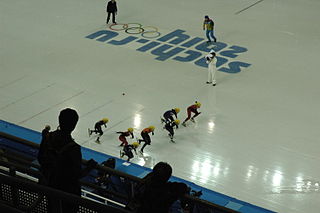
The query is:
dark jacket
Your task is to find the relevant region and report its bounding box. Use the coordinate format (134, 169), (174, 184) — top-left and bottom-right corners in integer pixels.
(130, 172), (188, 213)
(38, 130), (82, 195)
(107, 1), (117, 13)
(163, 109), (178, 119)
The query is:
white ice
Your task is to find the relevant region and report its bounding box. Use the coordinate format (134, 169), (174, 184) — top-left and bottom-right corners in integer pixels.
(1, 0), (320, 212)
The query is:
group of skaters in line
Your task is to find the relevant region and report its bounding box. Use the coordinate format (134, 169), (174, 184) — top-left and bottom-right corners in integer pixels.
(38, 109), (195, 213)
(88, 101), (202, 162)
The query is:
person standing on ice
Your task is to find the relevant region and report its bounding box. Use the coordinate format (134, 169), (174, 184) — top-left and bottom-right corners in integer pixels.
(205, 50), (217, 86)
(106, 0), (118, 24)
(203, 15), (217, 43)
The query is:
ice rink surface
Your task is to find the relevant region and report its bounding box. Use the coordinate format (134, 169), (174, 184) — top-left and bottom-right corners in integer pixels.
(1, 0), (320, 212)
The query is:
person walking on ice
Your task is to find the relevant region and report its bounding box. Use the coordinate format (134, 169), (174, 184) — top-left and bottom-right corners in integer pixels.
(206, 50), (217, 86)
(203, 15), (217, 43)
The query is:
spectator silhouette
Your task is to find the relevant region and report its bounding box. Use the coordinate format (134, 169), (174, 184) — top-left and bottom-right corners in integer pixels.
(38, 108), (97, 213)
(127, 162), (189, 213)
(96, 157), (116, 186)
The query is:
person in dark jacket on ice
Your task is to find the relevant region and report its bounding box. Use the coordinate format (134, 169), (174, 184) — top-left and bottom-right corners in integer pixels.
(106, 0), (118, 24)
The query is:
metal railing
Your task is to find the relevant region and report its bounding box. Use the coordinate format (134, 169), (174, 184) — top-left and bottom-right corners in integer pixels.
(0, 131), (240, 213)
(0, 173), (131, 213)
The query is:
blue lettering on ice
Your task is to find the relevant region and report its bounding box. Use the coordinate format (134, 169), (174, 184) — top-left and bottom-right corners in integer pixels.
(136, 39), (149, 44)
(219, 61), (251, 73)
(86, 30), (118, 42)
(137, 41), (161, 52)
(181, 37), (204, 48)
(108, 36), (138, 45)
(195, 41), (228, 53)
(194, 56), (228, 69)
(85, 29), (251, 73)
(173, 50), (202, 62)
(151, 44), (185, 61)
(157, 30), (190, 45)
(219, 46), (248, 58)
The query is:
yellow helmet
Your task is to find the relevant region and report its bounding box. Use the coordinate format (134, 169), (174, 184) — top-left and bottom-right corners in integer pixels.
(174, 108), (180, 113)
(174, 120), (180, 125)
(102, 118), (109, 123)
(148, 126), (155, 131)
(195, 101), (201, 108)
(132, 142), (140, 148)
(128, 128), (134, 133)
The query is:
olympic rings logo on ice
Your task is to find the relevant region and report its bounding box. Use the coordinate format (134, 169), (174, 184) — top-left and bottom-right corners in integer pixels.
(109, 23), (161, 38)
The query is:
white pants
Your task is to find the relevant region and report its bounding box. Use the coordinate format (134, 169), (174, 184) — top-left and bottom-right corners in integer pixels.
(207, 64), (217, 84)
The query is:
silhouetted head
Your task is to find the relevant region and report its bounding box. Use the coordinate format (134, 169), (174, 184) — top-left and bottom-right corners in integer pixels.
(204, 15), (209, 21)
(44, 125), (51, 131)
(58, 108), (79, 133)
(152, 162), (172, 183)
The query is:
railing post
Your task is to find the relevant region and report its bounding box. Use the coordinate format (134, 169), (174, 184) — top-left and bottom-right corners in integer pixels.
(9, 166), (16, 177)
(130, 181), (135, 200)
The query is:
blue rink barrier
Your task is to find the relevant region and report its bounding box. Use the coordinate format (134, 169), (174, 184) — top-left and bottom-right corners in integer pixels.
(0, 120), (275, 213)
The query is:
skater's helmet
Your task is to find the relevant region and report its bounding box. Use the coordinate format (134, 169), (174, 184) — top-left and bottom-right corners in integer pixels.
(195, 101), (201, 108)
(174, 120), (180, 125)
(132, 142), (139, 148)
(209, 49), (215, 54)
(205, 15), (209, 19)
(148, 126), (155, 131)
(174, 108), (180, 113)
(128, 128), (134, 133)
(102, 118), (109, 123)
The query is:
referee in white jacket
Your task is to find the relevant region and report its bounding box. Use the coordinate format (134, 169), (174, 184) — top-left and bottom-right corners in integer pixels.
(205, 50), (217, 86)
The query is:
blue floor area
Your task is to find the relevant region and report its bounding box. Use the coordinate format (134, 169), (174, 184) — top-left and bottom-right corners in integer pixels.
(0, 120), (276, 213)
